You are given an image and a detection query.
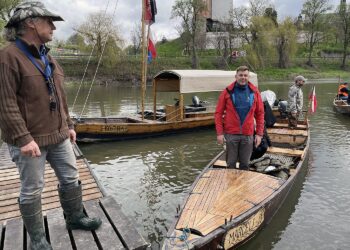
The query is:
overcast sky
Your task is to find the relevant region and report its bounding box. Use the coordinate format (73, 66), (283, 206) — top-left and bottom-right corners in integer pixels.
(42, 0), (340, 44)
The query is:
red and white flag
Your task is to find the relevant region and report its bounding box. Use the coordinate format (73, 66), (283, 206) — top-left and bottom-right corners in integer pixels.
(148, 28), (157, 63)
(309, 85), (317, 113)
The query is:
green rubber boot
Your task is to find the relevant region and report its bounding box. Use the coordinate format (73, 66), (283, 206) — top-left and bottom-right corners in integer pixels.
(19, 197), (52, 250)
(58, 182), (102, 230)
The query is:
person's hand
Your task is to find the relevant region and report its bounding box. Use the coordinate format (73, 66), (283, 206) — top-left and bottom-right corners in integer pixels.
(217, 135), (224, 145)
(69, 129), (76, 143)
(21, 140), (41, 157)
(255, 135), (262, 147)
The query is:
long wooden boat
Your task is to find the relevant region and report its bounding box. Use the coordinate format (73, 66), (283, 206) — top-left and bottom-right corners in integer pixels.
(162, 117), (309, 250)
(73, 70), (258, 142)
(333, 98), (350, 115)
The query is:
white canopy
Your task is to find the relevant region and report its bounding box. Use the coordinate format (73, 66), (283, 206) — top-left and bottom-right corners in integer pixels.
(153, 70), (258, 94)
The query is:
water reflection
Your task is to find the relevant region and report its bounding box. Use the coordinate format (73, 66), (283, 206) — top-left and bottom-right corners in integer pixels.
(66, 80), (350, 249)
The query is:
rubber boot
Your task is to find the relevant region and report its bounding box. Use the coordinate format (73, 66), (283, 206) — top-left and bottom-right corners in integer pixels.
(58, 182), (102, 230)
(19, 197), (52, 250)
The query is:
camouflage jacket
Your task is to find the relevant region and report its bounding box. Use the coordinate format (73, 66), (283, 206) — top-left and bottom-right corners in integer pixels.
(288, 83), (303, 113)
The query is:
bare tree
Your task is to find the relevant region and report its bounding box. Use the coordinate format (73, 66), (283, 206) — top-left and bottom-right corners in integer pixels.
(74, 11), (123, 56)
(301, 0), (331, 66)
(337, 2), (350, 69)
(171, 0), (207, 69)
(130, 22), (142, 55)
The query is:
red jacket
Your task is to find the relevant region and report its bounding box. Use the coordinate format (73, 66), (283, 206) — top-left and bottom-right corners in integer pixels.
(215, 81), (265, 136)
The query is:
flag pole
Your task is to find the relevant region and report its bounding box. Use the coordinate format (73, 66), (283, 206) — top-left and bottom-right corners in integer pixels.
(141, 0), (147, 120)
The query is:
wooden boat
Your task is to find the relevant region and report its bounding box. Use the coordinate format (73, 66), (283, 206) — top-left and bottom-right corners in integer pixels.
(162, 117), (309, 250)
(73, 70), (258, 142)
(333, 98), (350, 115)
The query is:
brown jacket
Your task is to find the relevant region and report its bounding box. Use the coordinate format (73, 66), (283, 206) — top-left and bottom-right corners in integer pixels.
(0, 41), (73, 147)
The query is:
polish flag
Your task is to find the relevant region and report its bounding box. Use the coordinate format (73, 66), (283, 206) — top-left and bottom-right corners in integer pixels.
(309, 85), (317, 113)
(148, 29), (157, 63)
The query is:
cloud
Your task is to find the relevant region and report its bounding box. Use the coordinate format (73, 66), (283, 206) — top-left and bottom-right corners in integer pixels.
(42, 0), (340, 43)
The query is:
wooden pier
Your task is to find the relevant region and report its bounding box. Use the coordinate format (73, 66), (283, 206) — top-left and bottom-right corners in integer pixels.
(0, 143), (148, 250)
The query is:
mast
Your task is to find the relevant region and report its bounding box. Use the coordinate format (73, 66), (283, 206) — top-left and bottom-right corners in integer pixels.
(141, 0), (147, 120)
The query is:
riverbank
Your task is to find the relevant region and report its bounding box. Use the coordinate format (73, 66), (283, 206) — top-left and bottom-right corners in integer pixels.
(58, 56), (350, 85)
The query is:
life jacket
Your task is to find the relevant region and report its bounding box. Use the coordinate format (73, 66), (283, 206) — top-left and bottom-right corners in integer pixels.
(338, 84), (349, 97)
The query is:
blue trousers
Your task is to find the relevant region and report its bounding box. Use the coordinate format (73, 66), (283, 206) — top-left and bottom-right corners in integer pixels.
(8, 139), (79, 204)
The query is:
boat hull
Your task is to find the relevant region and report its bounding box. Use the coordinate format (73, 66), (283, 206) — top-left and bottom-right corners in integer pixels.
(73, 116), (215, 142)
(333, 99), (350, 115)
(162, 119), (309, 250)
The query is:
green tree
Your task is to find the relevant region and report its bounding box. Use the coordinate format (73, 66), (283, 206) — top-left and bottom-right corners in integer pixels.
(171, 0), (207, 69)
(248, 16), (276, 69)
(264, 7), (278, 26)
(337, 2), (350, 69)
(301, 0), (331, 66)
(0, 0), (21, 21)
(273, 17), (298, 68)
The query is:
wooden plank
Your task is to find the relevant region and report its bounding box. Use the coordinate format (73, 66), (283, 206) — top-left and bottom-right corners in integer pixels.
(46, 208), (73, 250)
(84, 200), (125, 250)
(213, 160), (227, 168)
(0, 183), (98, 207)
(100, 196), (148, 250)
(272, 123), (307, 129)
(3, 219), (23, 250)
(71, 226), (98, 250)
(267, 146), (303, 156)
(267, 128), (307, 136)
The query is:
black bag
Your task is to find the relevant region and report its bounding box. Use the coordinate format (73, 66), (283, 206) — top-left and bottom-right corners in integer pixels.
(250, 127), (271, 160)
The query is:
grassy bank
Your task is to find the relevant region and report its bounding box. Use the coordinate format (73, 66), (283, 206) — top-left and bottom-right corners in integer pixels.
(58, 37), (350, 83)
(57, 54), (349, 84)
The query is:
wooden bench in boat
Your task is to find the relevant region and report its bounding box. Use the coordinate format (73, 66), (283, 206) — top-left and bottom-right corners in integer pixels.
(0, 143), (148, 250)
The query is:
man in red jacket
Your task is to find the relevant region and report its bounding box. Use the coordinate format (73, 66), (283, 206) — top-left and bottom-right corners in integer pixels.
(215, 66), (264, 170)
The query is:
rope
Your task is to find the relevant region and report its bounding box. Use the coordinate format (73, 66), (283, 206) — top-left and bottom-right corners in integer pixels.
(78, 0), (120, 119)
(167, 227), (191, 249)
(70, 0), (112, 114)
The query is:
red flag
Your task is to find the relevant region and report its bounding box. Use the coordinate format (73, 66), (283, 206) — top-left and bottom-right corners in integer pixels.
(309, 86), (317, 113)
(148, 29), (157, 63)
(144, 0), (157, 24)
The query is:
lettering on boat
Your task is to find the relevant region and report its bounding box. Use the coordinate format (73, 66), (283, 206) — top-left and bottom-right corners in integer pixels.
(102, 125), (128, 133)
(223, 208), (265, 249)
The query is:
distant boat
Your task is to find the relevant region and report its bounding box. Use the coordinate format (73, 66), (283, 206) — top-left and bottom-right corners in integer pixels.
(162, 116), (309, 250)
(72, 70), (258, 142)
(333, 98), (350, 115)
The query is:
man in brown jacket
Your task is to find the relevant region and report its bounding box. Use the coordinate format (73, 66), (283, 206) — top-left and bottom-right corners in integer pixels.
(0, 2), (101, 250)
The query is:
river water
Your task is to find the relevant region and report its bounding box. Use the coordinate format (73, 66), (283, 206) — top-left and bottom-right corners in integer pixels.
(13, 80), (350, 249)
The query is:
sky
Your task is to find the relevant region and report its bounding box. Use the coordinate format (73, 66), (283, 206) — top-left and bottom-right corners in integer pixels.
(42, 0), (340, 45)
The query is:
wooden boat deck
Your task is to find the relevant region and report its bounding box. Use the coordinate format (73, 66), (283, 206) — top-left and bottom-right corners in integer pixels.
(0, 143), (148, 250)
(176, 169), (284, 236)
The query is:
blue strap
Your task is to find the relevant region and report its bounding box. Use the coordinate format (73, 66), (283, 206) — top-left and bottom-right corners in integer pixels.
(15, 39), (52, 81)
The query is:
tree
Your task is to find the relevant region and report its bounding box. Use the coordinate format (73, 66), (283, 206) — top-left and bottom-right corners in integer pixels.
(74, 11), (123, 56)
(264, 7), (278, 26)
(248, 16), (276, 69)
(130, 22), (142, 55)
(337, 2), (350, 69)
(0, 0), (21, 21)
(301, 0), (331, 66)
(171, 0), (207, 69)
(273, 18), (298, 68)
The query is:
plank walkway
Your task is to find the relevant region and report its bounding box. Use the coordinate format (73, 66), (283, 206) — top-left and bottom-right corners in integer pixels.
(0, 142), (148, 250)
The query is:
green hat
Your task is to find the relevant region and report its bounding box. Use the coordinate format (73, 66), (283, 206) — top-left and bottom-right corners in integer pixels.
(5, 1), (64, 28)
